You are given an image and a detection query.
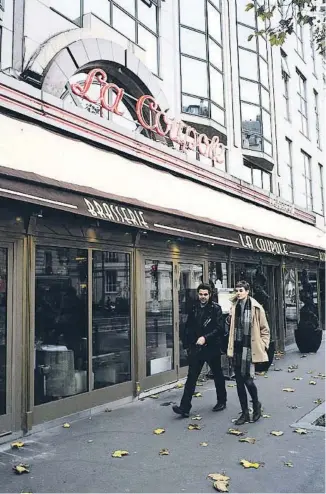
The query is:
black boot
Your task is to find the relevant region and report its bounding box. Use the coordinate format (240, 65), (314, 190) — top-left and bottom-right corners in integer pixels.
(212, 402), (226, 412)
(234, 410), (250, 425)
(172, 405), (189, 418)
(252, 401), (262, 422)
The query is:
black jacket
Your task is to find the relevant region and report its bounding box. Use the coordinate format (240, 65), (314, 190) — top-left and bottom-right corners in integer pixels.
(182, 301), (224, 351)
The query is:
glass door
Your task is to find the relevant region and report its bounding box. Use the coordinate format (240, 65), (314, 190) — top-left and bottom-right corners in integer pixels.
(0, 246), (13, 437)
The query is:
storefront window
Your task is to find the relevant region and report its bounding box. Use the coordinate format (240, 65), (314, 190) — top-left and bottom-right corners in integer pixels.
(208, 261), (228, 296)
(283, 267), (298, 345)
(92, 251), (131, 389)
(298, 269), (319, 331)
(0, 248), (7, 416)
(34, 247), (88, 405)
(179, 264), (203, 368)
(145, 260), (173, 376)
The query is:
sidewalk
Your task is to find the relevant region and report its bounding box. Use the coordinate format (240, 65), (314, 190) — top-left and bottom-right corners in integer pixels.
(0, 342), (325, 493)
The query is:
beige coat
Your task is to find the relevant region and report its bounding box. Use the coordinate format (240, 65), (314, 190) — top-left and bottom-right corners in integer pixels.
(227, 297), (270, 363)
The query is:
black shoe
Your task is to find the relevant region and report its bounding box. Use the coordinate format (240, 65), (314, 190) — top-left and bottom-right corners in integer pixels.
(172, 405), (189, 418)
(252, 401), (262, 422)
(212, 402), (226, 412)
(234, 410), (250, 425)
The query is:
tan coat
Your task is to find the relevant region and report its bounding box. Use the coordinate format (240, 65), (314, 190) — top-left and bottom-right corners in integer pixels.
(227, 297), (270, 363)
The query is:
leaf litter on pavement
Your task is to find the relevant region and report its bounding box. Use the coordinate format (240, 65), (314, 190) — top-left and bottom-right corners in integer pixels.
(159, 448), (169, 456)
(284, 461), (294, 467)
(283, 388), (295, 392)
(13, 464), (30, 474)
(188, 424), (201, 430)
(11, 442), (25, 449)
(270, 431), (284, 436)
(228, 428), (245, 436)
(239, 437), (256, 444)
(153, 428), (165, 435)
(240, 459), (262, 469)
(191, 415), (202, 420)
(112, 450), (129, 458)
(294, 428), (308, 434)
(208, 473), (230, 493)
(193, 392), (202, 398)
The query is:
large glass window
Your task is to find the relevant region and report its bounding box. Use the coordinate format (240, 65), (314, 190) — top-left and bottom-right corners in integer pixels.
(0, 248), (7, 416)
(295, 16), (304, 59)
(48, 0), (82, 25)
(243, 160), (272, 192)
(84, 0), (159, 74)
(297, 150), (313, 211)
(92, 251), (131, 389)
(179, 264), (203, 368)
(297, 70), (308, 137)
(179, 0), (225, 126)
(314, 90), (321, 149)
(281, 137), (294, 203)
(283, 267), (298, 346)
(34, 247), (88, 405)
(237, 1), (272, 155)
(319, 164), (324, 216)
(145, 260), (173, 376)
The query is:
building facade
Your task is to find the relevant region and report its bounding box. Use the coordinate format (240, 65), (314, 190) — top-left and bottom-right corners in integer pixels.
(0, 0), (325, 440)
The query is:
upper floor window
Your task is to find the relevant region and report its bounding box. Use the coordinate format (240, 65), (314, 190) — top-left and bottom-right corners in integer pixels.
(282, 137), (294, 203)
(281, 50), (290, 121)
(319, 163), (324, 216)
(310, 26), (317, 74)
(297, 150), (313, 211)
(295, 16), (304, 59)
(243, 160), (272, 192)
(179, 0), (225, 127)
(297, 70), (308, 137)
(48, 0), (83, 25)
(84, 0), (159, 74)
(314, 90), (321, 149)
(237, 0), (272, 156)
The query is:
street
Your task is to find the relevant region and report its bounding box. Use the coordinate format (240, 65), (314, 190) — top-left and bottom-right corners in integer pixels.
(0, 342), (325, 493)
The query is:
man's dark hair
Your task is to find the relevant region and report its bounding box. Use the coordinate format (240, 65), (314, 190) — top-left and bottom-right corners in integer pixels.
(235, 280), (250, 291)
(197, 283), (212, 293)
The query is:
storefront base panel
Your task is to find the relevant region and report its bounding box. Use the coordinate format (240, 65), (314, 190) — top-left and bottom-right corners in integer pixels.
(32, 381), (133, 428)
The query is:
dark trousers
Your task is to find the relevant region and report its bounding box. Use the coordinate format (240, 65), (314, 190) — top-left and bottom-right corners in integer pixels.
(180, 349), (227, 413)
(234, 365), (258, 412)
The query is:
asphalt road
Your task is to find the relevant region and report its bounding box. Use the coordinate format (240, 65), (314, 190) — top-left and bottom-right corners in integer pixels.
(0, 342), (325, 493)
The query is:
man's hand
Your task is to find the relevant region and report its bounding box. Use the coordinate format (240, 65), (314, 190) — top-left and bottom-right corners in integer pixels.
(196, 336), (206, 346)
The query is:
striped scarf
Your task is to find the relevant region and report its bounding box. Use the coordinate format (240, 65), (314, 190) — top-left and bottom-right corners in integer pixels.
(234, 297), (252, 376)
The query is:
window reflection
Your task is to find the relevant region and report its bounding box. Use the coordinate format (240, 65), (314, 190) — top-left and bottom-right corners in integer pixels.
(179, 0), (205, 31)
(284, 268), (297, 346)
(138, 25), (158, 74)
(145, 261), (173, 376)
(208, 3), (222, 43)
(241, 103), (262, 151)
(0, 248), (7, 416)
(211, 103), (225, 125)
(92, 251), (131, 389)
(138, 0), (157, 30)
(84, 0), (111, 24)
(182, 95), (209, 117)
(237, 24), (255, 49)
(34, 247), (88, 405)
(240, 80), (260, 105)
(48, 0), (82, 23)
(112, 5), (136, 41)
(209, 39), (223, 70)
(210, 67), (224, 107)
(239, 49), (258, 81)
(115, 0), (135, 16)
(236, 0), (255, 26)
(181, 56), (208, 98)
(181, 27), (207, 59)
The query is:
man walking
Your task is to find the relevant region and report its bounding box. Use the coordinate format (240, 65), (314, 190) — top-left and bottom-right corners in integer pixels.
(227, 280), (270, 425)
(172, 283), (227, 418)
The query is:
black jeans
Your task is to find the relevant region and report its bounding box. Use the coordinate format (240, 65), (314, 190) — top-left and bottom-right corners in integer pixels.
(234, 365), (258, 412)
(180, 348), (227, 413)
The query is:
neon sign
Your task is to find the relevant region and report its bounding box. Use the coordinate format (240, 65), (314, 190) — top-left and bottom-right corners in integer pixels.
(70, 68), (225, 165)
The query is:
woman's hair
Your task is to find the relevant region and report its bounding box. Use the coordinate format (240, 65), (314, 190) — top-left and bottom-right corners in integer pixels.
(235, 280), (250, 291)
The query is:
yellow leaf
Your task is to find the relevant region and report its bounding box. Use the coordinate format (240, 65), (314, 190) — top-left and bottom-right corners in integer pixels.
(153, 428), (165, 435)
(188, 423), (201, 430)
(309, 381), (317, 385)
(208, 473), (230, 482)
(175, 382), (184, 388)
(196, 382), (204, 386)
(193, 392), (202, 397)
(314, 398), (323, 405)
(111, 450), (129, 458)
(227, 384), (236, 388)
(150, 394), (159, 399)
(63, 423), (70, 428)
(284, 461), (293, 467)
(213, 480), (229, 492)
(11, 442), (24, 449)
(294, 428), (307, 434)
(293, 377), (303, 381)
(200, 442), (208, 447)
(262, 414), (271, 418)
(227, 428), (244, 436)
(255, 372), (265, 376)
(159, 448), (169, 455)
(13, 464), (29, 474)
(283, 388), (295, 392)
(191, 415), (202, 421)
(239, 437), (256, 444)
(240, 459), (261, 469)
(270, 431), (284, 436)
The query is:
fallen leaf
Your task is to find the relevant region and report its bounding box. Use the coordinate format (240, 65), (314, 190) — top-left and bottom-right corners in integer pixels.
(159, 448), (169, 455)
(227, 384), (236, 388)
(262, 414), (271, 418)
(274, 368), (283, 371)
(270, 431), (284, 436)
(11, 442), (24, 449)
(255, 372), (266, 376)
(62, 423), (70, 428)
(153, 428), (165, 435)
(188, 424), (201, 430)
(228, 428), (244, 436)
(293, 377), (303, 381)
(309, 381), (317, 385)
(150, 394), (159, 399)
(288, 364), (298, 370)
(13, 464), (29, 474)
(240, 459), (261, 469)
(200, 442), (208, 447)
(231, 418), (237, 423)
(239, 437), (256, 444)
(300, 354), (307, 358)
(307, 370), (314, 374)
(294, 428), (307, 434)
(175, 383), (184, 389)
(318, 373), (325, 378)
(287, 405), (302, 409)
(111, 450), (129, 458)
(314, 398), (323, 405)
(213, 480), (229, 492)
(283, 388), (295, 392)
(284, 461), (293, 467)
(191, 415), (202, 421)
(288, 369), (295, 373)
(196, 382), (204, 386)
(208, 473), (230, 482)
(193, 392), (202, 397)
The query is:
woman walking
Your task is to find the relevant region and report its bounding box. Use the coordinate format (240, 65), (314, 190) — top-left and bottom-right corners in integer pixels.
(227, 280), (270, 425)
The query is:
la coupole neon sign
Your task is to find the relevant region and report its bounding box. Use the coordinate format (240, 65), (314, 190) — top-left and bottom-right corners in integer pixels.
(70, 68), (225, 165)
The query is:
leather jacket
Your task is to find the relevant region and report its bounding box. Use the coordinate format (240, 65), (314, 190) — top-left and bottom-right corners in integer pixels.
(182, 300), (224, 352)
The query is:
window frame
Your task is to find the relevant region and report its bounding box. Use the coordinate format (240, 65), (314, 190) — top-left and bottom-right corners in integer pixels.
(296, 70), (308, 138)
(285, 137), (294, 203)
(49, 0), (83, 27)
(300, 150), (313, 211)
(319, 163), (324, 216)
(314, 89), (321, 149)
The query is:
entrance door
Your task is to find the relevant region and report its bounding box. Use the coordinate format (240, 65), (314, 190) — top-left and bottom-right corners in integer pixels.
(0, 246), (13, 437)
